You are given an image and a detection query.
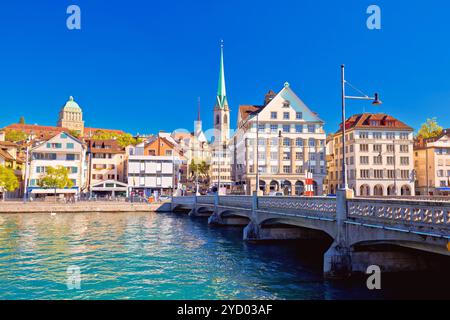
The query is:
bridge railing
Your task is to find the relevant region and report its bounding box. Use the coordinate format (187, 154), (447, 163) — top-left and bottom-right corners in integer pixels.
(218, 195), (253, 208)
(347, 198), (450, 235)
(257, 196), (337, 220)
(196, 196), (215, 204)
(172, 196), (195, 205)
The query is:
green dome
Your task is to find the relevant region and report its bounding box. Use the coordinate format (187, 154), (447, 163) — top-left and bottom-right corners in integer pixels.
(62, 96), (82, 112)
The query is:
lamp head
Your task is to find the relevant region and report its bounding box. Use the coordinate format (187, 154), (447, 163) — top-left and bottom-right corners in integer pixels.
(372, 93), (382, 105)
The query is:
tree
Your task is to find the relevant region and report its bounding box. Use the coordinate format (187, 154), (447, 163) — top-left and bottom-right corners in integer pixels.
(418, 118), (443, 139)
(5, 130), (27, 142)
(39, 166), (74, 201)
(0, 165), (19, 201)
(69, 130), (81, 139)
(19, 116), (25, 124)
(91, 130), (142, 148)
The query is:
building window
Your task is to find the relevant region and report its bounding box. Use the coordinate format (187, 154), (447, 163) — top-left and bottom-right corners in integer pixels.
(373, 132), (382, 139)
(283, 152), (291, 160)
(359, 156), (369, 164)
(270, 124), (278, 133)
(283, 166), (291, 174)
(308, 138), (315, 147)
(271, 112), (277, 119)
(359, 132), (369, 139)
(373, 156), (382, 165)
(387, 170), (395, 179)
(386, 132), (395, 139)
(400, 145), (409, 153)
(295, 138), (303, 147)
(270, 152), (278, 160)
(258, 124), (265, 132)
(271, 166), (278, 173)
(282, 125), (290, 133)
(387, 156), (394, 165)
(401, 170), (410, 179)
(295, 152), (303, 160)
(283, 138), (291, 146)
(308, 125), (315, 133)
(400, 133), (409, 140)
(66, 143), (74, 149)
(360, 170), (370, 179)
(283, 112), (290, 120)
(387, 144), (394, 153)
(400, 157), (409, 165)
(373, 144), (382, 153)
(296, 112), (303, 119)
(374, 170), (383, 179)
(295, 124), (303, 133)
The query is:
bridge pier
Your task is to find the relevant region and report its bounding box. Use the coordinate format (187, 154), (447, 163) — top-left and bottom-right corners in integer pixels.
(323, 189), (353, 279)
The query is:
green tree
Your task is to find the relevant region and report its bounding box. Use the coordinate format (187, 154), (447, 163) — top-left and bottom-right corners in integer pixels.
(91, 130), (142, 148)
(68, 130), (81, 139)
(0, 165), (19, 201)
(19, 116), (25, 124)
(39, 166), (74, 201)
(5, 130), (27, 142)
(418, 118), (443, 139)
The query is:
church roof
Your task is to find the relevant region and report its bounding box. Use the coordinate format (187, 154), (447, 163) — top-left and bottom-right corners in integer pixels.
(215, 42), (229, 110)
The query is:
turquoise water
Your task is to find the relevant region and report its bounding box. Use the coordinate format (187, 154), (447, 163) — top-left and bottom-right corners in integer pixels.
(0, 212), (448, 300)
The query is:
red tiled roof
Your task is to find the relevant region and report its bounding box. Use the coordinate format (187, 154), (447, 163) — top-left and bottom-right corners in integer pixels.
(335, 113), (413, 134)
(0, 149), (15, 162)
(239, 105), (263, 122)
(87, 139), (125, 154)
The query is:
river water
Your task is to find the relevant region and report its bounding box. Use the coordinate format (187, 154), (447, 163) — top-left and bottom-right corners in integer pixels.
(0, 212), (448, 300)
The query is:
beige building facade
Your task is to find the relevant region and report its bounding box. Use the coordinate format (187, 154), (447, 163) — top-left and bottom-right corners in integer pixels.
(414, 129), (450, 195)
(327, 113), (415, 197)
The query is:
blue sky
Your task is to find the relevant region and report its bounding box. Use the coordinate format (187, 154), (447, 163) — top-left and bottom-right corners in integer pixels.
(0, 0), (449, 135)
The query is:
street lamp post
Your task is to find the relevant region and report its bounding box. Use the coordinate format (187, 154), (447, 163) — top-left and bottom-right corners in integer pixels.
(340, 64), (382, 191)
(23, 134), (33, 203)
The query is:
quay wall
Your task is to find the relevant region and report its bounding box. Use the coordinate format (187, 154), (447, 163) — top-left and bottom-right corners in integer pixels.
(0, 201), (172, 214)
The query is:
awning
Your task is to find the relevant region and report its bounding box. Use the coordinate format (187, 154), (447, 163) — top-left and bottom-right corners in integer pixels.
(30, 188), (77, 194)
(437, 187), (450, 191)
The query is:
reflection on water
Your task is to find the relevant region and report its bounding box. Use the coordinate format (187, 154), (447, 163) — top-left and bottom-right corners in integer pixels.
(0, 212), (448, 300)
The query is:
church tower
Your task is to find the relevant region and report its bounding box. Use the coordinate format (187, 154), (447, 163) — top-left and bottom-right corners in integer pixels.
(213, 41), (230, 145)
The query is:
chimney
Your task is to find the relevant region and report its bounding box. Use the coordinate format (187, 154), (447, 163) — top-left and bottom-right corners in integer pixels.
(264, 90), (276, 106)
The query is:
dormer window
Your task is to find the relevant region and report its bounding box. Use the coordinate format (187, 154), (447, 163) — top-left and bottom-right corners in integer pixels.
(282, 100), (290, 108)
(370, 120), (380, 126)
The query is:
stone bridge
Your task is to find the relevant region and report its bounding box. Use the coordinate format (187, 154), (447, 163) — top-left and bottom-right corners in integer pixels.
(171, 191), (450, 278)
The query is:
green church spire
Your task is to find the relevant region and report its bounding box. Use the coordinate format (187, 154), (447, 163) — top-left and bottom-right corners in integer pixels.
(216, 40), (228, 109)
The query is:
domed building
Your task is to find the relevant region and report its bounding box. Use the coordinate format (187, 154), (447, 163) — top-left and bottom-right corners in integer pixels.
(57, 96), (84, 135)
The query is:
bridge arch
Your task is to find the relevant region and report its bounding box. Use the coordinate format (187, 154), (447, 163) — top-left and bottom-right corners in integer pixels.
(257, 216), (336, 240)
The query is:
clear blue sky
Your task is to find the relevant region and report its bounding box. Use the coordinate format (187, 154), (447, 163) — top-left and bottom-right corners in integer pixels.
(0, 0), (449, 135)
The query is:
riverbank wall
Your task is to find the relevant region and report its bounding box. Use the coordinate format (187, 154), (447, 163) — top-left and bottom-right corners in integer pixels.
(0, 201), (172, 214)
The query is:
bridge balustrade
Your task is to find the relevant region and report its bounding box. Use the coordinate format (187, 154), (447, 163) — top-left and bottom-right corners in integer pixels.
(348, 198), (450, 235)
(257, 196), (337, 220)
(218, 195), (253, 208)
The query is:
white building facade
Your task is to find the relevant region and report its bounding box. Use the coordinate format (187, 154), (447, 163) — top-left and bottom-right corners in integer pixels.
(127, 155), (179, 197)
(231, 83), (327, 195)
(28, 132), (88, 198)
